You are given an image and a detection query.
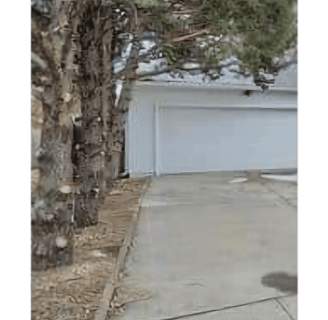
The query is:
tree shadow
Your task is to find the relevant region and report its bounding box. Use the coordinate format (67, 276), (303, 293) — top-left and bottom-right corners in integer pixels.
(261, 272), (297, 294)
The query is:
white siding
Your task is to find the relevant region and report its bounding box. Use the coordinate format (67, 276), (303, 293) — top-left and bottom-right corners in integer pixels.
(127, 83), (297, 175)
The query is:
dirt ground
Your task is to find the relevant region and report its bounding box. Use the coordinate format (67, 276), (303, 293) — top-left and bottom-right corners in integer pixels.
(32, 178), (149, 320)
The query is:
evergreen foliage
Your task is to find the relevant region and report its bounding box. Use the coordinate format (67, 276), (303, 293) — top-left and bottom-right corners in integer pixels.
(123, 0), (297, 71)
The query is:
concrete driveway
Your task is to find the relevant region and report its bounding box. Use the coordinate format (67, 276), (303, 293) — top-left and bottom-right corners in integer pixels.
(113, 173), (297, 320)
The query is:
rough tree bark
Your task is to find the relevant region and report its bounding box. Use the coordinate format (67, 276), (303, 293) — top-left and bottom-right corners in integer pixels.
(32, 0), (139, 270)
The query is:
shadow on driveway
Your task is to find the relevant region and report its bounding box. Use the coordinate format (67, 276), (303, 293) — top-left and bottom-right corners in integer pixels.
(261, 272), (297, 294)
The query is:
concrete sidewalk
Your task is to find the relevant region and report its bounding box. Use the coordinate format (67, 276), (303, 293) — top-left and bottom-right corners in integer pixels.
(112, 174), (297, 320)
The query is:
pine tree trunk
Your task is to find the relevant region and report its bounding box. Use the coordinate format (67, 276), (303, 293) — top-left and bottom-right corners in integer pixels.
(32, 0), (139, 270)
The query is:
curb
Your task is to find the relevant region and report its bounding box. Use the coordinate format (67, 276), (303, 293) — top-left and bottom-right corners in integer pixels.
(94, 177), (152, 320)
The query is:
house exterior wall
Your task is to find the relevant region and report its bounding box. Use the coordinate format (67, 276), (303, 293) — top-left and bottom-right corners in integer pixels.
(126, 82), (297, 176)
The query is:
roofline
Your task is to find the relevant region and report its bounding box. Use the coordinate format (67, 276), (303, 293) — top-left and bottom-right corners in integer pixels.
(133, 81), (297, 93)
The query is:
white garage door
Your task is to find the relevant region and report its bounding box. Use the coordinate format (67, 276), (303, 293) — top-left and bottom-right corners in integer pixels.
(160, 107), (297, 174)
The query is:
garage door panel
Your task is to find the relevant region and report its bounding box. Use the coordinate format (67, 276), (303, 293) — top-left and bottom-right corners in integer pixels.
(161, 108), (297, 173)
